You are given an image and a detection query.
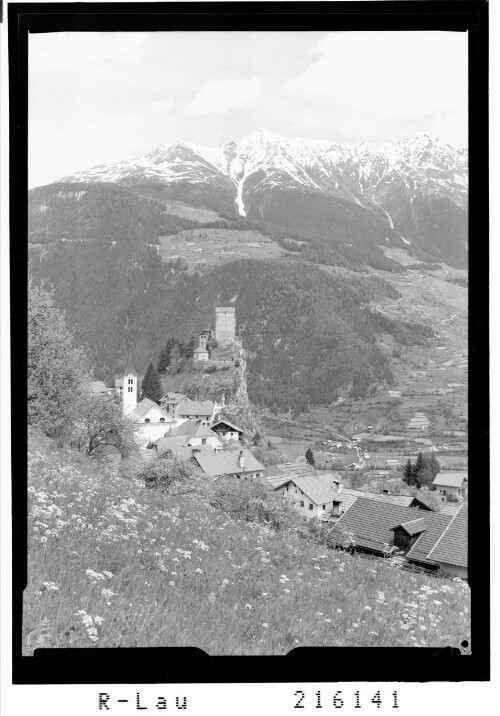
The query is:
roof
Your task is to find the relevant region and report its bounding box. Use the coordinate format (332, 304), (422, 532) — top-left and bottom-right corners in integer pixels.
(392, 518), (427, 536)
(286, 475), (339, 506)
(433, 471), (468, 488)
(123, 353), (138, 376)
(405, 512), (456, 565)
(170, 420), (216, 439)
(336, 498), (453, 557)
(154, 435), (190, 453)
(264, 473), (291, 489)
(193, 449), (263, 476)
(194, 346), (209, 354)
(426, 505), (468, 568)
(177, 399), (216, 416)
(128, 398), (172, 423)
(211, 419), (244, 433)
(114, 377), (123, 388)
(440, 502), (463, 516)
(90, 380), (109, 394)
(333, 489), (429, 510)
(160, 392), (186, 404)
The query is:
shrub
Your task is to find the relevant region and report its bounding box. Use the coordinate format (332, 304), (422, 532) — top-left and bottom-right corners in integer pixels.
(139, 453), (199, 495)
(209, 477), (300, 532)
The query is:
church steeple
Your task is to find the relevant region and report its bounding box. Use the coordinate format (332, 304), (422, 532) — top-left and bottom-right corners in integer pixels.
(122, 352), (138, 415)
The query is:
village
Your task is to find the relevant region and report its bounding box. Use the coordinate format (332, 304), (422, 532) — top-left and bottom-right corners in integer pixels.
(90, 305), (468, 582)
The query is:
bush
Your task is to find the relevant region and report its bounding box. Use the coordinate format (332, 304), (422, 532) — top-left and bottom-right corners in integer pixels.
(204, 365), (218, 374)
(139, 453), (199, 495)
(209, 477), (300, 532)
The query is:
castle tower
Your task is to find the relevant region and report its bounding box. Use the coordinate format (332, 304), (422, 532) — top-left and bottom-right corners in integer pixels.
(215, 307), (236, 345)
(122, 354), (138, 416)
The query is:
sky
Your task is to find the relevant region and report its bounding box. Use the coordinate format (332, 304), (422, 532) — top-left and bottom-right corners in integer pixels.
(29, 30), (468, 188)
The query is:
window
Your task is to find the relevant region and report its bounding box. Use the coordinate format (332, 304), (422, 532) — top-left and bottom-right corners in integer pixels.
(128, 378), (133, 385)
(300, 501), (304, 508)
(308, 504), (313, 510)
(202, 438), (206, 445)
(323, 504), (326, 510)
(144, 418), (150, 423)
(160, 418), (165, 422)
(128, 387), (132, 393)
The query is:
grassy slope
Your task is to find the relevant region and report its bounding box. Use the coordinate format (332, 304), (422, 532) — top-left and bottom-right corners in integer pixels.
(25, 443), (470, 655)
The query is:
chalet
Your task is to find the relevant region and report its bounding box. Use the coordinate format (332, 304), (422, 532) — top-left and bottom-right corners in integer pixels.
(325, 488), (433, 520)
(274, 473), (341, 520)
(193, 448), (264, 481)
(432, 472), (467, 502)
(153, 420), (222, 453)
(210, 419), (244, 442)
(334, 498), (466, 576)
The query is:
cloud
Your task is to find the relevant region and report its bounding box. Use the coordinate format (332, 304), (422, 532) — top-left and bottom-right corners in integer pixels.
(187, 77), (262, 116)
(284, 31), (468, 146)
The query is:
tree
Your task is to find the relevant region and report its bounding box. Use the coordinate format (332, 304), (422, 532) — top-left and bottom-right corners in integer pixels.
(305, 447), (315, 467)
(71, 394), (139, 459)
(404, 452), (436, 490)
(28, 277), (91, 440)
(252, 430), (262, 446)
(157, 347), (170, 375)
(141, 362), (163, 403)
(429, 453), (441, 479)
(403, 458), (413, 483)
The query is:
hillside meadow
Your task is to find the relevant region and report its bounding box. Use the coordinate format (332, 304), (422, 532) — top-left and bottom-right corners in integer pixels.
(24, 443), (470, 655)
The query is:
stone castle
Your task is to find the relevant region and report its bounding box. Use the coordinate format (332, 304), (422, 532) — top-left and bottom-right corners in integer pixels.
(215, 306), (236, 345)
(194, 306), (237, 365)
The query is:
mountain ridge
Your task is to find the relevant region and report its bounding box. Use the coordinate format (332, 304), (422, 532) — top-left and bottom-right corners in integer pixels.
(52, 129), (468, 268)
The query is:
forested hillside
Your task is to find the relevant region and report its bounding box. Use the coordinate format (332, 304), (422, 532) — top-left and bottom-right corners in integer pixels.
(28, 183), (210, 243)
(30, 245), (434, 414)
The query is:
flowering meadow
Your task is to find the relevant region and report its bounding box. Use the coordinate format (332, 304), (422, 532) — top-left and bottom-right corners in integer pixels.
(24, 445), (470, 654)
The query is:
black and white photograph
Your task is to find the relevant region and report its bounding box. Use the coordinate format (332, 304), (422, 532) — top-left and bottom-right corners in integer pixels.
(5, 2), (490, 696)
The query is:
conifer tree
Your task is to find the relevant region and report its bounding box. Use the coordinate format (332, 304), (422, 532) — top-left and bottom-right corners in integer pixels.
(157, 347), (169, 375)
(141, 362), (163, 403)
(305, 447), (315, 467)
(403, 458), (413, 484)
(429, 453), (441, 479)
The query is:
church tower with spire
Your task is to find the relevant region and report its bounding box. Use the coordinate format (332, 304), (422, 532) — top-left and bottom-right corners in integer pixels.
(122, 354), (138, 416)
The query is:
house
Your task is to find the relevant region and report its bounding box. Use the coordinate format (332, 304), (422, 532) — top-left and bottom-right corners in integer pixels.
(432, 472), (468, 502)
(176, 398), (218, 425)
(193, 448), (264, 481)
(193, 345), (209, 363)
(159, 392), (187, 418)
(334, 497), (465, 575)
(153, 420), (222, 453)
(210, 419), (244, 442)
(90, 380), (114, 396)
(276, 474), (341, 520)
(325, 487), (433, 520)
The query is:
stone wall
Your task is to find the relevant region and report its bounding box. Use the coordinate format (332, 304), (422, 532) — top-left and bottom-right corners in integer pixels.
(215, 306), (236, 344)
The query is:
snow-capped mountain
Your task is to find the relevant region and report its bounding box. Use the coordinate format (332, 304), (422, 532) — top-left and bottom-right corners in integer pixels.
(49, 129), (468, 267)
(60, 128), (467, 217)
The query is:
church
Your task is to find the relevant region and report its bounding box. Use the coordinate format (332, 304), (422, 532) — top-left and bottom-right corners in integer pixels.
(120, 357), (186, 444)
